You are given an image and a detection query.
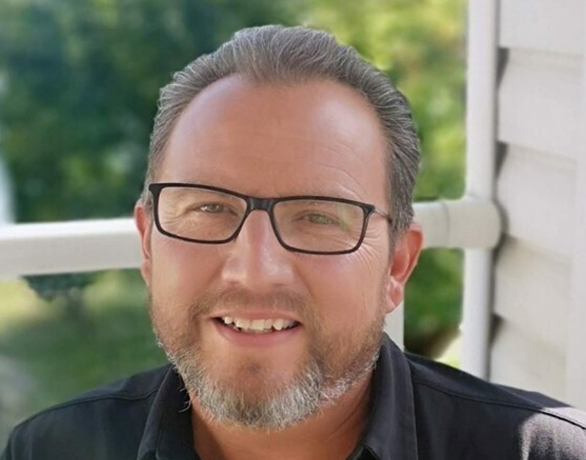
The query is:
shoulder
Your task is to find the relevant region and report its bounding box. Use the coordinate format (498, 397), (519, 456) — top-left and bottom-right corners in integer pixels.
(2, 365), (172, 460)
(405, 353), (586, 459)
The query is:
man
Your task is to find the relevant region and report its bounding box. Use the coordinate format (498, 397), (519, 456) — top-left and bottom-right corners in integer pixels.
(2, 25), (586, 460)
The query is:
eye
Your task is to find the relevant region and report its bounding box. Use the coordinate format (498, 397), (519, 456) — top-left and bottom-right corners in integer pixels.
(301, 213), (338, 226)
(197, 203), (228, 213)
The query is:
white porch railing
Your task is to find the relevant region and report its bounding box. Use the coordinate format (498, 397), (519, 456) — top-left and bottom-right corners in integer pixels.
(0, 199), (500, 279)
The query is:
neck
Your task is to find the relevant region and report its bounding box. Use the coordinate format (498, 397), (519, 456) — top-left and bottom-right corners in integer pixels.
(190, 374), (373, 460)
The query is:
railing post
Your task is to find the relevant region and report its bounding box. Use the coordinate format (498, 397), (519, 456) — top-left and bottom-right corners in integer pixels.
(461, 0), (500, 379)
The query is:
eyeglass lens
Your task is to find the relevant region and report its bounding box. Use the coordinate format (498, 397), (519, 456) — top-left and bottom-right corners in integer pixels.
(156, 186), (366, 253)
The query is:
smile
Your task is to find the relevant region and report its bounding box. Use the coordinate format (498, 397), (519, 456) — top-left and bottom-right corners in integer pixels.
(217, 316), (300, 334)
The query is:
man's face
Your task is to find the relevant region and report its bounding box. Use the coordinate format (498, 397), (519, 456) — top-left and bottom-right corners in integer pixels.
(135, 76), (420, 429)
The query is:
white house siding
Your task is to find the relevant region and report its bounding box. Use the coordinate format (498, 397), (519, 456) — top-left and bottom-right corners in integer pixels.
(490, 0), (586, 407)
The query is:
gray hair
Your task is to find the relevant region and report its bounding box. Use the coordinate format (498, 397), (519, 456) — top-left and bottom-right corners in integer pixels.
(143, 25), (420, 236)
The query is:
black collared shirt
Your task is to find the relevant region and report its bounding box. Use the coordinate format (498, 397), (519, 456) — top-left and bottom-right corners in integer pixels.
(3, 334), (586, 460)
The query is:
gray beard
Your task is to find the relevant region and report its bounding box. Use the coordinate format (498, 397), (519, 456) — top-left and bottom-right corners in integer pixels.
(156, 328), (383, 431)
(149, 279), (389, 431)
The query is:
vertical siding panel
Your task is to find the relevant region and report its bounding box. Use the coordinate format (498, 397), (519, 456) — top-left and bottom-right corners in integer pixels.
(490, 322), (567, 400)
(496, 146), (575, 258)
(498, 50), (582, 160)
(490, 0), (586, 408)
(565, 29), (586, 409)
(500, 0), (584, 55)
(494, 237), (571, 353)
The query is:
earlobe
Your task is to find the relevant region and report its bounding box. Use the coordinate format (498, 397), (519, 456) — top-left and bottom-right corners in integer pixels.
(385, 279), (403, 314)
(134, 201), (152, 286)
(386, 223), (423, 309)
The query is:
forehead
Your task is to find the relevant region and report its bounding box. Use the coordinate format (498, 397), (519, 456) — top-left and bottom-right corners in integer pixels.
(160, 75), (388, 203)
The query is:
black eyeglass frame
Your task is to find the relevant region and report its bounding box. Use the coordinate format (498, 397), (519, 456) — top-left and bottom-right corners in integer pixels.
(148, 182), (392, 255)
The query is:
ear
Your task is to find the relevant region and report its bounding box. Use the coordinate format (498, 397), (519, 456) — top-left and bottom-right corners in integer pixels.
(134, 200), (153, 287)
(385, 223), (423, 313)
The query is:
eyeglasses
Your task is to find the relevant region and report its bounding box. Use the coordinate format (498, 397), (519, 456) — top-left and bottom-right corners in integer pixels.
(148, 183), (392, 255)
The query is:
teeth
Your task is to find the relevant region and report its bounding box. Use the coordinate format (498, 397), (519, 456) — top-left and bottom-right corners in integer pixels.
(220, 316), (298, 333)
(250, 319), (266, 331)
(235, 318), (250, 329)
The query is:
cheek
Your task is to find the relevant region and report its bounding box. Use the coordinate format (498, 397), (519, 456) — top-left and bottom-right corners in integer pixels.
(304, 250), (388, 332)
(150, 235), (221, 308)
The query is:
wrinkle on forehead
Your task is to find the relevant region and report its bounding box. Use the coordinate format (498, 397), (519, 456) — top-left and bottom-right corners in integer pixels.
(171, 153), (373, 203)
(305, 162), (369, 200)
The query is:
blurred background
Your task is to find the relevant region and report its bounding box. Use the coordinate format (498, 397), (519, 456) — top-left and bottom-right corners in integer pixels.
(0, 0), (467, 443)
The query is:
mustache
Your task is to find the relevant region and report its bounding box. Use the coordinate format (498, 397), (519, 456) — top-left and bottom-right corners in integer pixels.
(190, 287), (315, 321)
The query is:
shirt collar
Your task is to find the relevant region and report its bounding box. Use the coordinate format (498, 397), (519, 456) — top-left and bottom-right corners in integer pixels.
(136, 333), (418, 460)
(359, 334), (419, 460)
(137, 367), (197, 460)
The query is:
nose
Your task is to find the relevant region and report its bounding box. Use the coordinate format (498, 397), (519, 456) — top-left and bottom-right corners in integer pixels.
(220, 210), (295, 291)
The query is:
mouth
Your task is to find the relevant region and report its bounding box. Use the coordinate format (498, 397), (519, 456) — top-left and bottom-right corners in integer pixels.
(213, 316), (301, 335)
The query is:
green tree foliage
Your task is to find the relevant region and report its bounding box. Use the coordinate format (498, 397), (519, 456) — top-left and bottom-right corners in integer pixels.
(0, 0), (295, 222)
(0, 0), (466, 357)
(0, 0), (295, 318)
